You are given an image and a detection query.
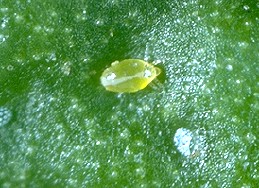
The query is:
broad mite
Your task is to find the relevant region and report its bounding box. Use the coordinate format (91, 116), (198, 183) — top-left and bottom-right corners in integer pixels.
(100, 59), (161, 93)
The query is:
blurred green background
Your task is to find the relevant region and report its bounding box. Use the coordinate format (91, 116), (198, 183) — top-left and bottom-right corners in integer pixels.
(0, 0), (258, 187)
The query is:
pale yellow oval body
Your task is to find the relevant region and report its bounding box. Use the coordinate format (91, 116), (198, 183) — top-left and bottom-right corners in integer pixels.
(100, 59), (161, 93)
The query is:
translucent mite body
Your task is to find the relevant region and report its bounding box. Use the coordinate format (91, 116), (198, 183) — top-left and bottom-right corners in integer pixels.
(100, 59), (161, 93)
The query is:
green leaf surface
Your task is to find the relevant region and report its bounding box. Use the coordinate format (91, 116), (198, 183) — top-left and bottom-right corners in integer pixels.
(0, 0), (258, 187)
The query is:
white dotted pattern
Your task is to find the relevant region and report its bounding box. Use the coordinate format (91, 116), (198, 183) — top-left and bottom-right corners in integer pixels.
(173, 128), (193, 156)
(0, 107), (12, 127)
